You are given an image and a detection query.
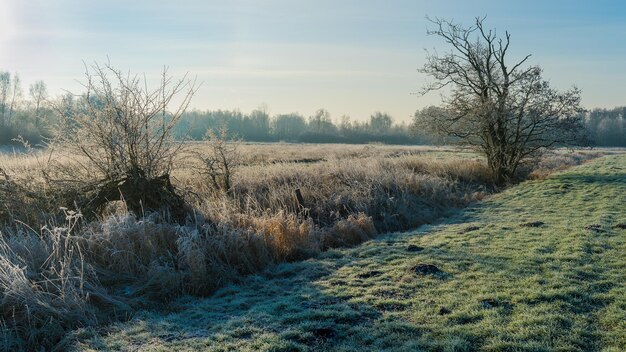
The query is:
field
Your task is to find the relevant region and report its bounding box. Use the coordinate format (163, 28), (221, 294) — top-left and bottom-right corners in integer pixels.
(0, 143), (623, 351)
(73, 153), (626, 351)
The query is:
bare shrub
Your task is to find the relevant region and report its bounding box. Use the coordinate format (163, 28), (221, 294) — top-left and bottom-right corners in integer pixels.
(191, 129), (241, 194)
(52, 62), (198, 219)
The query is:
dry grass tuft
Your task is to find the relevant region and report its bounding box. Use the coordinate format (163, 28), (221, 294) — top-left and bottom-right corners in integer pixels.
(0, 212), (127, 350)
(248, 212), (318, 261)
(322, 213), (377, 249)
(79, 214), (181, 299)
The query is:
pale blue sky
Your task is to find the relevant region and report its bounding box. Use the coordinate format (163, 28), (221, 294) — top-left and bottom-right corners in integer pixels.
(1, 0), (625, 122)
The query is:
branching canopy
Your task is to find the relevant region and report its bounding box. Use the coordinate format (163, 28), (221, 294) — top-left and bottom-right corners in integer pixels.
(53, 62), (198, 218)
(415, 17), (588, 182)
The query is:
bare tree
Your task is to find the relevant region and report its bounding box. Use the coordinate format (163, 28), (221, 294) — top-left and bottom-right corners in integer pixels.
(414, 17), (588, 182)
(272, 113), (307, 141)
(0, 71), (10, 126)
(308, 108), (335, 134)
(29, 80), (48, 127)
(369, 112), (393, 134)
(8, 73), (22, 123)
(54, 62), (198, 219)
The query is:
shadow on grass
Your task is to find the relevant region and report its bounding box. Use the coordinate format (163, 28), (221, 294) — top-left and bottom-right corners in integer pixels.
(80, 227), (613, 351)
(556, 173), (626, 185)
(82, 249), (496, 350)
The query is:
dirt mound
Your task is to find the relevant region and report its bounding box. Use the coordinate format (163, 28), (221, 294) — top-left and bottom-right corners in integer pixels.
(480, 298), (512, 310)
(520, 221), (544, 228)
(438, 306), (452, 315)
(458, 226), (480, 234)
(406, 244), (424, 252)
(412, 263), (446, 277)
(357, 270), (383, 279)
(585, 224), (605, 233)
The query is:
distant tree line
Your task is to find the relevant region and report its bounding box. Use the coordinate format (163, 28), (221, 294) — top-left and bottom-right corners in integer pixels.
(0, 69), (624, 147)
(584, 107), (626, 147)
(0, 69), (434, 146)
(175, 108), (435, 144)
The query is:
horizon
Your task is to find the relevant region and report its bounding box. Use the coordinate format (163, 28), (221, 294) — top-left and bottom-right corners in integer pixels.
(1, 0), (626, 122)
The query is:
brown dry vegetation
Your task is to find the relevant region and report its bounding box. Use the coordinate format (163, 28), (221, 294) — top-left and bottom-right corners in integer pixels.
(0, 143), (612, 350)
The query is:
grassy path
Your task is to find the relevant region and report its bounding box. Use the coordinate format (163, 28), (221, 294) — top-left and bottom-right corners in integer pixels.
(76, 156), (626, 351)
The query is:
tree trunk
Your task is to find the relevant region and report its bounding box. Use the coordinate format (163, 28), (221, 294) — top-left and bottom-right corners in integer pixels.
(83, 174), (187, 221)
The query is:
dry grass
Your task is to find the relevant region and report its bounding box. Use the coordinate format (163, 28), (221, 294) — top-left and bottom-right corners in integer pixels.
(525, 150), (611, 180)
(0, 212), (104, 351)
(179, 153), (494, 235)
(0, 143), (617, 350)
(191, 142), (474, 166)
